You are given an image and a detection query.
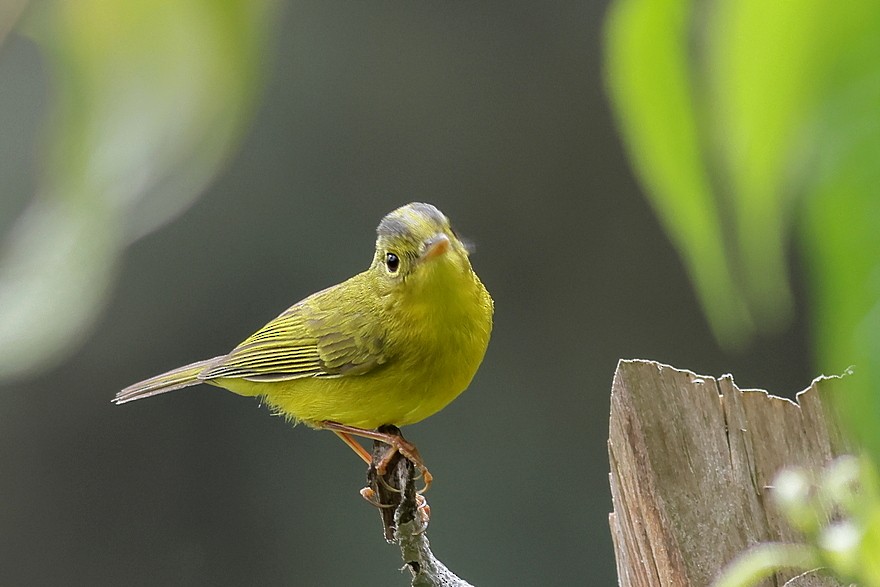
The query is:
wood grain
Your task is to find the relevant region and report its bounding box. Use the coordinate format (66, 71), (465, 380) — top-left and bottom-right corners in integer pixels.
(608, 360), (846, 587)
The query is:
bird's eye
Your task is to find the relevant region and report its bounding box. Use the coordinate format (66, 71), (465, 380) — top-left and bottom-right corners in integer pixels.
(385, 252), (400, 273)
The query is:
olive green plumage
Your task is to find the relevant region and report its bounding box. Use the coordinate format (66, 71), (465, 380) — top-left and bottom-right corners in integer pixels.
(116, 203), (493, 431)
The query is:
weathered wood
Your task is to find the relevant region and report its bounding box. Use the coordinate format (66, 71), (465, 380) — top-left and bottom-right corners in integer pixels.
(608, 360), (846, 587)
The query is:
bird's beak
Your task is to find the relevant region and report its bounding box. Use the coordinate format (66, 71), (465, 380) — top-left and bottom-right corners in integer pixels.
(421, 233), (451, 261)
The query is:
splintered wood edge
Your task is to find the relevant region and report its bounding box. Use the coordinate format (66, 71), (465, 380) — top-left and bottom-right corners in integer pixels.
(608, 360), (846, 587)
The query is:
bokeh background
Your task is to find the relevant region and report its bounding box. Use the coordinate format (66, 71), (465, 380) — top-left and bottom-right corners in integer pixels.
(0, 1), (829, 585)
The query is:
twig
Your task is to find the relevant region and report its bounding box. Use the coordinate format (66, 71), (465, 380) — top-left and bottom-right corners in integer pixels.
(365, 425), (475, 587)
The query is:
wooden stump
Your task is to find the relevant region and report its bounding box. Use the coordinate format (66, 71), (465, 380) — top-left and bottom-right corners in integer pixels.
(608, 360), (847, 587)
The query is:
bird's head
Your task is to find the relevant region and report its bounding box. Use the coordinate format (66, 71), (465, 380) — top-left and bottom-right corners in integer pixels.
(371, 202), (475, 297)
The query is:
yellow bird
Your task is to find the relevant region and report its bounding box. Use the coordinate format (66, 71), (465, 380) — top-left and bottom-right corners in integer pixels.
(115, 203), (494, 487)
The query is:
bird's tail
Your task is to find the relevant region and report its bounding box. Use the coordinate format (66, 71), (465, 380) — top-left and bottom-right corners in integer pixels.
(114, 358), (220, 404)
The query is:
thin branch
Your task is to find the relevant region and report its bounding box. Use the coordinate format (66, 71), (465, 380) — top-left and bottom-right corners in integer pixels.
(366, 426), (475, 587)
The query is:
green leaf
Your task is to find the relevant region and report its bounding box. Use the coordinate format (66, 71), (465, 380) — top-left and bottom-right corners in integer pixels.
(604, 0), (753, 346)
(0, 0), (275, 380)
(798, 0), (880, 462)
(712, 543), (819, 587)
(703, 0), (828, 328)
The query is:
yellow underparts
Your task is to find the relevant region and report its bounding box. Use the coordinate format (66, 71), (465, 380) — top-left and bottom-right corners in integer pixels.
(214, 261), (492, 430)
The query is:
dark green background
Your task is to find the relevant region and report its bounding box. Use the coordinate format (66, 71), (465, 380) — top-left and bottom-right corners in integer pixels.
(0, 2), (811, 585)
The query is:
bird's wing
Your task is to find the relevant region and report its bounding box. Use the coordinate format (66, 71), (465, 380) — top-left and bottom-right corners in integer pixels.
(199, 287), (387, 382)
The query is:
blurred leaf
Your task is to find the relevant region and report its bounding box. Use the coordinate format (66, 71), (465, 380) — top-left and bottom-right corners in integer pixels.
(863, 505), (880, 583)
(605, 0), (880, 443)
(0, 0), (275, 381)
(605, 0), (880, 349)
(604, 0), (753, 346)
(802, 16), (880, 461)
(705, 0), (880, 336)
(703, 0), (828, 328)
(711, 543), (818, 587)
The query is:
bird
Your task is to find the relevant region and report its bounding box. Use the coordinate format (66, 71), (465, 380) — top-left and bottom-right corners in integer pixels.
(115, 202), (494, 489)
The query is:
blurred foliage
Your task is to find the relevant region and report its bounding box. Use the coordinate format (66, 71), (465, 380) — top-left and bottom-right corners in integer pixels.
(715, 456), (880, 587)
(0, 0), (275, 380)
(605, 0), (879, 354)
(605, 0), (880, 582)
